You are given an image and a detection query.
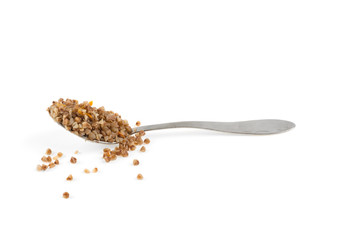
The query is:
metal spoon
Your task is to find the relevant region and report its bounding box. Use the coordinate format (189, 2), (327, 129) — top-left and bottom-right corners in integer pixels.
(56, 119), (295, 144)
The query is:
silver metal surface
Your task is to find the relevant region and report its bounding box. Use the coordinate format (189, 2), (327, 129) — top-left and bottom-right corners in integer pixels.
(134, 119), (295, 135)
(56, 119), (295, 144)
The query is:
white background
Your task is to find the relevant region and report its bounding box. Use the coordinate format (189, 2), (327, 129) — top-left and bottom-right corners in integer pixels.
(0, 1), (344, 239)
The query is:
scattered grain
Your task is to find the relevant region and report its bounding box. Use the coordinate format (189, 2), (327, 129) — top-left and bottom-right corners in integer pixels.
(144, 138), (150, 144)
(70, 157), (77, 164)
(140, 146), (146, 152)
(57, 152), (63, 157)
(130, 145), (136, 151)
(133, 159), (139, 166)
(46, 148), (52, 155)
(41, 164), (48, 170)
(139, 130), (145, 136)
(136, 121), (141, 126)
(48, 162), (55, 168)
(74, 150), (79, 154)
(92, 168), (98, 173)
(37, 165), (42, 171)
(54, 159), (59, 165)
(66, 174), (73, 181)
(84, 169), (90, 174)
(41, 156), (48, 162)
(63, 192), (69, 199)
(137, 174), (143, 180)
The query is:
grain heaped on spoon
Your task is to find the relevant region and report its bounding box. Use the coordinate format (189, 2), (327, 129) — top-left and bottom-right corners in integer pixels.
(48, 98), (133, 143)
(48, 98), (148, 162)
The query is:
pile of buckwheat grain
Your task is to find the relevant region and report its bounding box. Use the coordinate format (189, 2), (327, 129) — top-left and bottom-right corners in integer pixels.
(47, 98), (150, 163)
(48, 98), (133, 143)
(42, 99), (150, 199)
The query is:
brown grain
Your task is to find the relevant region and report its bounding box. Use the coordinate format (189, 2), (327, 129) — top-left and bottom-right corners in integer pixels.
(47, 98), (133, 143)
(37, 165), (43, 171)
(63, 192), (69, 199)
(41, 156), (48, 163)
(140, 146), (146, 152)
(70, 157), (77, 164)
(41, 164), (48, 170)
(137, 174), (143, 180)
(46, 148), (52, 155)
(47, 98), (150, 164)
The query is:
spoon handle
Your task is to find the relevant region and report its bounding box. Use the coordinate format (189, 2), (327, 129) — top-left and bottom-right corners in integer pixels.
(134, 119), (295, 135)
